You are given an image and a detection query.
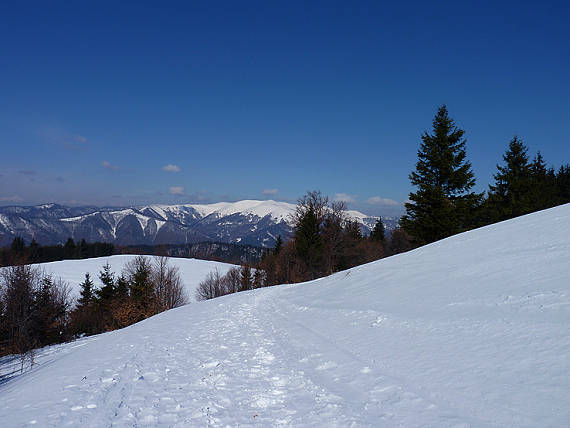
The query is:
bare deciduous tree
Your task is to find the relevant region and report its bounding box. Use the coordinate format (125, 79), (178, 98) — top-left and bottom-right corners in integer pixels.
(195, 269), (225, 301)
(152, 256), (187, 310)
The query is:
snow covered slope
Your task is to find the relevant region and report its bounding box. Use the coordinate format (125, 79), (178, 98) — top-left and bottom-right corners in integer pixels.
(38, 255), (236, 302)
(1, 204), (569, 427)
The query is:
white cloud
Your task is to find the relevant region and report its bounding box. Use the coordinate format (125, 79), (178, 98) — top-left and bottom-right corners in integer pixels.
(169, 186), (185, 195)
(366, 196), (401, 206)
(72, 134), (87, 144)
(162, 164), (181, 173)
(0, 195), (23, 202)
(101, 160), (119, 170)
(333, 193), (356, 203)
(262, 188), (279, 195)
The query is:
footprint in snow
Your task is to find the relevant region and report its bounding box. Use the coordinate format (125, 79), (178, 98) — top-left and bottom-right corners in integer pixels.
(315, 361), (338, 371)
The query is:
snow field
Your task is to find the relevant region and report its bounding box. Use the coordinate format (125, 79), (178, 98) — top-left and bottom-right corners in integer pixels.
(0, 203), (569, 427)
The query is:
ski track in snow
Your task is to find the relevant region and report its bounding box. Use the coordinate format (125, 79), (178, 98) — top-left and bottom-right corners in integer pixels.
(1, 204), (569, 427)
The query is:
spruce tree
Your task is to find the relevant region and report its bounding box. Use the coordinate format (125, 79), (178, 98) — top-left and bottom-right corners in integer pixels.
(127, 256), (154, 307)
(96, 263), (116, 302)
(239, 265), (253, 292)
(369, 218), (385, 242)
(77, 273), (95, 308)
(555, 164), (570, 205)
(294, 206), (323, 279)
(63, 238), (76, 259)
(401, 105), (481, 244)
(487, 136), (532, 221)
(10, 237), (26, 255)
(529, 151), (555, 211)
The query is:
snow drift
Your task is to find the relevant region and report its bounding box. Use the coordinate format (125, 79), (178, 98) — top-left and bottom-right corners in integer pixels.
(1, 204), (569, 427)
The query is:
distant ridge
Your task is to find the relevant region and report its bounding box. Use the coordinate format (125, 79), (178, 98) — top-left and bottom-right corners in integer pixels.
(0, 200), (398, 247)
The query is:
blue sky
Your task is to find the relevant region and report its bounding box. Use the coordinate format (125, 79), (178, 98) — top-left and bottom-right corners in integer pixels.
(0, 1), (568, 216)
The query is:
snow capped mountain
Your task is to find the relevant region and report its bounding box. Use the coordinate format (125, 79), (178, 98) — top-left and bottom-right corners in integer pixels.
(1, 204), (568, 426)
(0, 200), (395, 247)
(185, 200), (296, 222)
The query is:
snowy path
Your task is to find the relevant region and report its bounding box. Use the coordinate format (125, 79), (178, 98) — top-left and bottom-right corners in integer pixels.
(1, 290), (493, 427)
(1, 204), (569, 427)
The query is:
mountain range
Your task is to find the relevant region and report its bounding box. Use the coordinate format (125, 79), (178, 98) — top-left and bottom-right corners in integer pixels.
(0, 200), (397, 247)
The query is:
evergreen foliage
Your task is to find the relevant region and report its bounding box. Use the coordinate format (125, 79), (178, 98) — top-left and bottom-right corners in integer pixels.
(257, 191), (385, 286)
(77, 273), (95, 308)
(1, 238), (114, 267)
(369, 218), (385, 242)
(401, 105), (482, 244)
(486, 136), (532, 221)
(239, 265), (253, 291)
(96, 263), (116, 302)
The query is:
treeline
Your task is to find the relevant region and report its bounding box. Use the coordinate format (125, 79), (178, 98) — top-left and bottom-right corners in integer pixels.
(1, 237), (265, 268)
(195, 265), (263, 300)
(70, 256), (186, 337)
(257, 192), (389, 285)
(196, 191), (410, 300)
(123, 242), (265, 265)
(0, 237), (114, 267)
(0, 256), (186, 360)
(400, 105), (569, 246)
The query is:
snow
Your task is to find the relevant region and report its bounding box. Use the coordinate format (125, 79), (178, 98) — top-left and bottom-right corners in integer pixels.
(187, 200), (296, 222)
(185, 199), (379, 227)
(1, 204), (569, 427)
(36, 255), (236, 303)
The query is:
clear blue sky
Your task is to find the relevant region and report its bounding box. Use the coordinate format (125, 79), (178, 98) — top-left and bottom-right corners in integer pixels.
(1, 0), (568, 216)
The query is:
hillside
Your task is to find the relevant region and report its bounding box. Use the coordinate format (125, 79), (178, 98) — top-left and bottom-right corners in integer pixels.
(1, 204), (568, 427)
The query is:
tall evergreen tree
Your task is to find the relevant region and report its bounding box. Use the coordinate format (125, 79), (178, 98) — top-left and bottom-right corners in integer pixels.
(555, 164), (570, 205)
(487, 136), (532, 221)
(239, 265), (253, 292)
(96, 263), (116, 302)
(400, 105), (481, 244)
(294, 205), (323, 279)
(77, 273), (95, 308)
(529, 151), (555, 211)
(63, 238), (76, 259)
(126, 256), (154, 307)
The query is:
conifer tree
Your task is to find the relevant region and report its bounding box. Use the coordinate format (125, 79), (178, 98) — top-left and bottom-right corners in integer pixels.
(529, 151), (555, 211)
(555, 164), (570, 204)
(79, 239), (89, 259)
(239, 265), (253, 292)
(126, 256), (154, 307)
(369, 218), (385, 242)
(28, 239), (40, 262)
(96, 263), (116, 302)
(400, 105), (481, 245)
(77, 273), (95, 308)
(487, 136), (532, 221)
(63, 238), (76, 259)
(115, 275), (129, 300)
(294, 205), (323, 279)
(10, 237), (26, 256)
